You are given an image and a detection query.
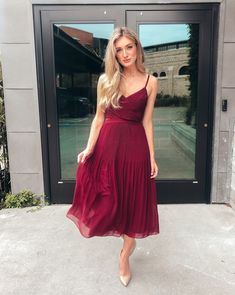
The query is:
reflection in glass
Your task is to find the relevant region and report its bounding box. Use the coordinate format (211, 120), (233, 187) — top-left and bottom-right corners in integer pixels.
(139, 24), (199, 179)
(53, 24), (114, 179)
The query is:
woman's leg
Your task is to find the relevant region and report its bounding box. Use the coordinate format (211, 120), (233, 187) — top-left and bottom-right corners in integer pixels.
(121, 234), (136, 256)
(119, 234), (136, 276)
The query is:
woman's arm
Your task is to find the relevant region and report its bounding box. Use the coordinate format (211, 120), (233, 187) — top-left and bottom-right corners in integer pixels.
(142, 75), (159, 178)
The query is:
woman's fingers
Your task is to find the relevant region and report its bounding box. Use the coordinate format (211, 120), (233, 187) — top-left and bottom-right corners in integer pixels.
(150, 162), (159, 178)
(77, 152), (84, 163)
(154, 164), (159, 177)
(77, 150), (91, 164)
(81, 154), (86, 163)
(150, 170), (157, 178)
(150, 162), (154, 178)
(151, 165), (154, 176)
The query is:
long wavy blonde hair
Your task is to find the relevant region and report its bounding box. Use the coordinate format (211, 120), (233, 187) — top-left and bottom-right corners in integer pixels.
(98, 27), (146, 111)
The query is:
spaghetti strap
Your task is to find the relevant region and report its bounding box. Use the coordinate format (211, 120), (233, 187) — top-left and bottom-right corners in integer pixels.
(145, 74), (150, 88)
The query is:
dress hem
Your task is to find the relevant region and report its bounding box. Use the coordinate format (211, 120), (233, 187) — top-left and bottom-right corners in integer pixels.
(66, 213), (160, 239)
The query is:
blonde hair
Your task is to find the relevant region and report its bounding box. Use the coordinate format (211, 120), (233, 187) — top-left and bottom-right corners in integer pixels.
(98, 27), (146, 111)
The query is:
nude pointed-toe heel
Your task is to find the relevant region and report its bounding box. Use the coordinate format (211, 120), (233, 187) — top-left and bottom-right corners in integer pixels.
(119, 274), (132, 287)
(118, 238), (136, 286)
(119, 249), (132, 287)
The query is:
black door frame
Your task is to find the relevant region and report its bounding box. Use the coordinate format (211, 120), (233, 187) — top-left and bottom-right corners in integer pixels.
(33, 3), (219, 204)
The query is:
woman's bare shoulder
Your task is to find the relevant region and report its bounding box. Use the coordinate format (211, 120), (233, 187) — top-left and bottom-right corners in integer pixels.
(147, 74), (158, 93)
(148, 74), (158, 83)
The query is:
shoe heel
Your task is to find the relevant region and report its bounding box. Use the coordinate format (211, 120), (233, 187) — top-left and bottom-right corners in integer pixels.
(119, 249), (133, 287)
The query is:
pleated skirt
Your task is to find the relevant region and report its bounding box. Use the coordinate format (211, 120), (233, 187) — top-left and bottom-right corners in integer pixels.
(66, 119), (160, 238)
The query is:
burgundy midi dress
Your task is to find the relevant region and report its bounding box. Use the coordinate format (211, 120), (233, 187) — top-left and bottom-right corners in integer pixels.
(66, 74), (160, 238)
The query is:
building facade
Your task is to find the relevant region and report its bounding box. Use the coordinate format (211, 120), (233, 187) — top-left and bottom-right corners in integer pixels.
(0, 0), (235, 207)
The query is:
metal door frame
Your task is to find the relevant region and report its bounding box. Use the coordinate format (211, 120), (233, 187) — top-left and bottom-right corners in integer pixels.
(33, 3), (218, 204)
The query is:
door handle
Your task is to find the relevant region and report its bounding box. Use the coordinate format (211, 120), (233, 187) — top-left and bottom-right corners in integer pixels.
(204, 123), (208, 127)
(47, 124), (52, 128)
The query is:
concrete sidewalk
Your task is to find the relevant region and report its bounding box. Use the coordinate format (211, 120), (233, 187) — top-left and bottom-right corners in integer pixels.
(0, 204), (235, 295)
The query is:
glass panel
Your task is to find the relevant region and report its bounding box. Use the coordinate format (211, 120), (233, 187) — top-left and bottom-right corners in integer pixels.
(53, 23), (114, 180)
(139, 24), (199, 180)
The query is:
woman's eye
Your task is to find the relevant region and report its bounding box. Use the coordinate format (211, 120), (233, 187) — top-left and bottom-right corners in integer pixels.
(127, 46), (133, 49)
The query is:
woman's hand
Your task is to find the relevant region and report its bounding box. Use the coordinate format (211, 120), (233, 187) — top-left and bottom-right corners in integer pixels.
(150, 157), (159, 178)
(77, 148), (93, 164)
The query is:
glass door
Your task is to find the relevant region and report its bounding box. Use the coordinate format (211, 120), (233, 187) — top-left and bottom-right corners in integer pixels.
(39, 7), (124, 203)
(127, 9), (213, 203)
(54, 23), (114, 180)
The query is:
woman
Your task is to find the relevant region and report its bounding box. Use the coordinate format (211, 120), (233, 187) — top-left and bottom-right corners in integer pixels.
(66, 26), (160, 287)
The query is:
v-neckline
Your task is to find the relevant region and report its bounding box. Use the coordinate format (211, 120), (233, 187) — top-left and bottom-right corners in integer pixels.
(119, 74), (149, 99)
(120, 86), (147, 99)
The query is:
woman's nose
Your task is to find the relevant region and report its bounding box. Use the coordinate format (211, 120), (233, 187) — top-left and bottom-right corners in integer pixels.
(123, 49), (128, 57)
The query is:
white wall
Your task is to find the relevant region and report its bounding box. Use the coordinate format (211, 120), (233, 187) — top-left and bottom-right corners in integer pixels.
(0, 0), (44, 194)
(221, 0), (235, 207)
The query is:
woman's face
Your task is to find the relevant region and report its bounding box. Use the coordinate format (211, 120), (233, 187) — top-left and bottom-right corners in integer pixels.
(115, 36), (137, 68)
